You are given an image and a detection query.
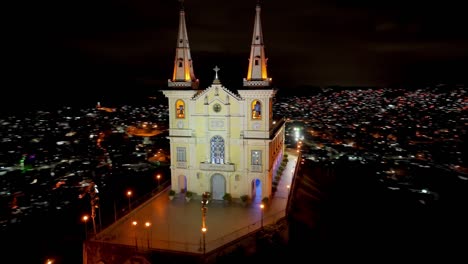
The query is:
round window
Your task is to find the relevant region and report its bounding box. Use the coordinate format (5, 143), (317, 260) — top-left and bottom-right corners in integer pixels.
(213, 103), (222, 112)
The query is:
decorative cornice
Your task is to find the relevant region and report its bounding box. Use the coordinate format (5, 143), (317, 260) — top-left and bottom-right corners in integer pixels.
(191, 85), (243, 101)
(243, 79), (271, 87)
(237, 89), (276, 98)
(168, 80), (195, 88)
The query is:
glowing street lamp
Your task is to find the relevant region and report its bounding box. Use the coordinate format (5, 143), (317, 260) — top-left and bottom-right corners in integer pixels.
(156, 174), (161, 188)
(132, 220), (138, 250)
(201, 226), (207, 254)
(127, 190), (132, 211)
(82, 215), (89, 239)
(200, 192), (209, 254)
(45, 259), (54, 264)
(145, 221), (151, 248)
(260, 203), (265, 229)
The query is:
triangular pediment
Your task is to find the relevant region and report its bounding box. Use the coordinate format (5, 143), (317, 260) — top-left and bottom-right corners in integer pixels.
(192, 84), (243, 104)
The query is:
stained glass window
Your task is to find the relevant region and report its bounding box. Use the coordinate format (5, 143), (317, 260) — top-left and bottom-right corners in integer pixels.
(210, 136), (225, 164)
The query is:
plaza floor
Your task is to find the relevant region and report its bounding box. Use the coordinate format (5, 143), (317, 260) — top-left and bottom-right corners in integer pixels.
(90, 150), (298, 254)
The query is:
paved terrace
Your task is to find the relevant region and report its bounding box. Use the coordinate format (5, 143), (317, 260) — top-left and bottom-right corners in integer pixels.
(84, 150), (298, 262)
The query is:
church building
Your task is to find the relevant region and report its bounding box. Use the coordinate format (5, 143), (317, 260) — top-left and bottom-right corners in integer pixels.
(162, 2), (285, 201)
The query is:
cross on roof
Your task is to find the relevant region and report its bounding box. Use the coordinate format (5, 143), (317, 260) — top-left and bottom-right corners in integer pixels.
(213, 65), (220, 80)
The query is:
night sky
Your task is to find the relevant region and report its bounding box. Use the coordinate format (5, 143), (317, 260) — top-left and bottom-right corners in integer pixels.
(7, 0), (468, 109)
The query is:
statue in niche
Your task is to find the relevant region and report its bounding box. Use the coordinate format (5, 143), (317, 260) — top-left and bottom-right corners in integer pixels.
(252, 101), (261, 118)
(177, 104), (184, 117)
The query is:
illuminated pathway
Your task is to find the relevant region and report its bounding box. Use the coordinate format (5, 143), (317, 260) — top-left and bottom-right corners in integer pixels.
(89, 150), (298, 254)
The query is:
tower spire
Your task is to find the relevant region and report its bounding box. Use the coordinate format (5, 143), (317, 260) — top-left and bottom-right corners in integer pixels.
(243, 1), (271, 87)
(168, 0), (199, 89)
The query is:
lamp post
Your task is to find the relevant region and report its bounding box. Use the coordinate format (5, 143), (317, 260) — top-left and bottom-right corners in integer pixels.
(132, 220), (138, 250)
(200, 192), (209, 255)
(127, 190), (132, 212)
(82, 215), (89, 240)
(85, 183), (99, 236)
(156, 174), (161, 189)
(201, 193), (209, 228)
(260, 203), (265, 229)
(145, 221), (151, 249)
(91, 208), (97, 236)
(201, 227), (207, 254)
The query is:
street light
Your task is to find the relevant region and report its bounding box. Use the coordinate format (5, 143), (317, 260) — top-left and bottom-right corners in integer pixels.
(201, 193), (209, 221)
(89, 183), (99, 235)
(91, 207), (97, 236)
(201, 227), (207, 254)
(201, 193), (209, 230)
(127, 190), (132, 212)
(200, 192), (209, 254)
(260, 203), (265, 229)
(145, 221), (151, 249)
(156, 174), (161, 188)
(132, 220), (138, 250)
(82, 215), (89, 239)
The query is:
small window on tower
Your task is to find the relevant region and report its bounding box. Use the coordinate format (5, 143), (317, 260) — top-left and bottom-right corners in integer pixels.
(176, 99), (185, 119)
(255, 59), (259, 66)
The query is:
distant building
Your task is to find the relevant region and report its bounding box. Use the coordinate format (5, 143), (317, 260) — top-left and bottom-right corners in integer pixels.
(162, 2), (285, 200)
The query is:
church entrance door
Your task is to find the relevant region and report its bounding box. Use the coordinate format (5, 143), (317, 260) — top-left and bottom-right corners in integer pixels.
(211, 174), (226, 200)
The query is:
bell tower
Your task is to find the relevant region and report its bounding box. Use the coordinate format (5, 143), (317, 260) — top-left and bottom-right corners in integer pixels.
(168, 0), (199, 89)
(243, 0), (271, 87)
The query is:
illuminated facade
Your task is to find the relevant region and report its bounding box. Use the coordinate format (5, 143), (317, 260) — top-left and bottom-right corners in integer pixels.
(162, 2), (285, 201)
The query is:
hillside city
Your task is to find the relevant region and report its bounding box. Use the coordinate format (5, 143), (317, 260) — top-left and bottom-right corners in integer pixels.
(0, 85), (467, 262)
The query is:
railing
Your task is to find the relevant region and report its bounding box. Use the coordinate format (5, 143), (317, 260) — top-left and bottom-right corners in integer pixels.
(93, 181), (171, 234)
(205, 209), (285, 251)
(286, 152), (301, 216)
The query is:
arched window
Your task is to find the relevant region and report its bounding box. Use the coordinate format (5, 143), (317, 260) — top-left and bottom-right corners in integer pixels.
(176, 99), (185, 118)
(254, 55), (260, 66)
(252, 100), (262, 119)
(210, 136), (225, 164)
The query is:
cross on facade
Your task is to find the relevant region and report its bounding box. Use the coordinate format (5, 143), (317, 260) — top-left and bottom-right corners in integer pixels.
(213, 65), (220, 80)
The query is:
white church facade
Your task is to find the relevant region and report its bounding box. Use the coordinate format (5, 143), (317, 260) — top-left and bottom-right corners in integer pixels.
(162, 2), (285, 201)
